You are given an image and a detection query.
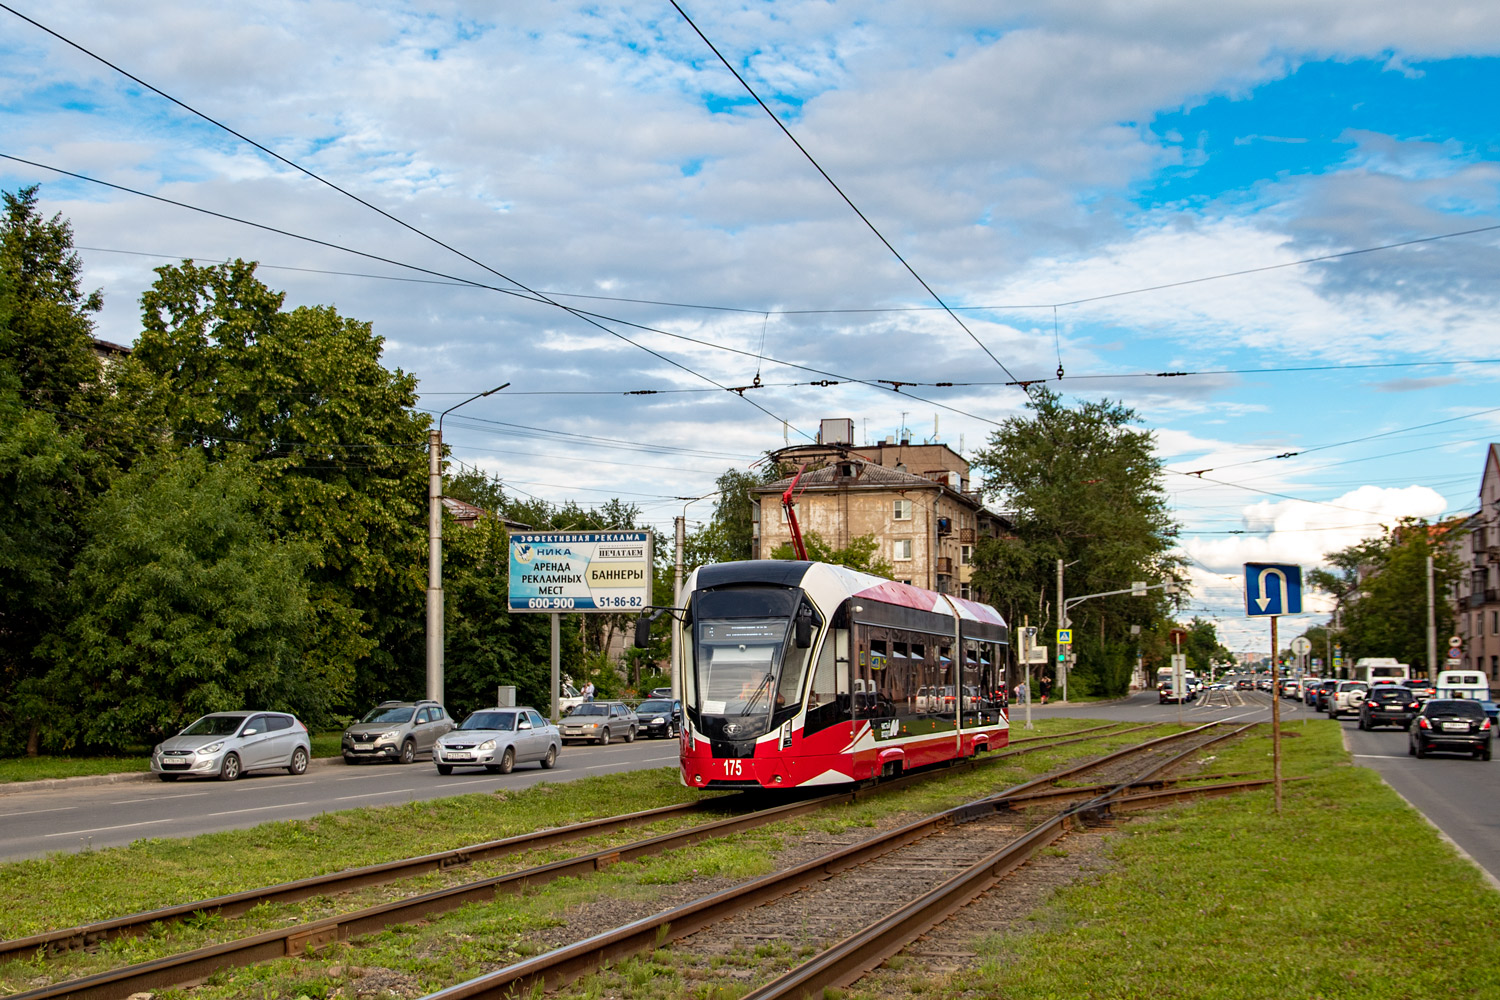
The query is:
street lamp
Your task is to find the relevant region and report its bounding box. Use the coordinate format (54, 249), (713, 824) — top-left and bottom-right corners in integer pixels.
(427, 382), (510, 705)
(669, 492), (718, 700)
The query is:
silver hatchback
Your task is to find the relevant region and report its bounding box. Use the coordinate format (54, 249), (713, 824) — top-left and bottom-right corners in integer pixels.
(152, 712), (310, 781)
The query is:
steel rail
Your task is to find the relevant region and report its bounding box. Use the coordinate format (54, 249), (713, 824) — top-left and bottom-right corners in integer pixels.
(413, 725), (1253, 1000)
(1, 721), (1135, 963)
(3, 724), (1145, 999)
(740, 774), (1291, 1000)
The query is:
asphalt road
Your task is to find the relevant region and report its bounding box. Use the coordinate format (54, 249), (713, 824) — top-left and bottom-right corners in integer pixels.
(1342, 713), (1500, 886)
(0, 737), (682, 862)
(8, 690), (1496, 883)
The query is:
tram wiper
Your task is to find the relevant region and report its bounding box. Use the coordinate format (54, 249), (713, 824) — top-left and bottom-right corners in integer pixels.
(741, 671), (775, 716)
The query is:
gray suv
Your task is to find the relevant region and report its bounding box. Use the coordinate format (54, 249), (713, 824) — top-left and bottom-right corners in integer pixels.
(343, 700), (453, 764)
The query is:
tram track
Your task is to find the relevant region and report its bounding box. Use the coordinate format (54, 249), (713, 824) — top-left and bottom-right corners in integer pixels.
(378, 722), (1262, 1000)
(0, 721), (1128, 965)
(2, 721), (1147, 999)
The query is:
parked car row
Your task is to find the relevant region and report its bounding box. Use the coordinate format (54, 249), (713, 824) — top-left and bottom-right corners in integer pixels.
(152, 692), (682, 783)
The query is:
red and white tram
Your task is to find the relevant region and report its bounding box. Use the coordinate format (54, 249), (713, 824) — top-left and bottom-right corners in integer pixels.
(675, 560), (1010, 790)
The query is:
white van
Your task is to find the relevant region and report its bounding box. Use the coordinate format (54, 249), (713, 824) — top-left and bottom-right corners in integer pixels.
(1436, 670), (1491, 701)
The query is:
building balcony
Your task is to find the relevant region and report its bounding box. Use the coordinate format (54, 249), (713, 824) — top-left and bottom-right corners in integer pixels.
(935, 556), (954, 575)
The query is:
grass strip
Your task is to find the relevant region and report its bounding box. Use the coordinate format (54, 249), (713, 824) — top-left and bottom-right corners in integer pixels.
(941, 718), (1500, 999)
(0, 719), (1162, 997)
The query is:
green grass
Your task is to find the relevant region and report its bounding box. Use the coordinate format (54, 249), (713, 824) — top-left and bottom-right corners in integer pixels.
(0, 732), (347, 783)
(0, 718), (1144, 997)
(931, 719), (1500, 999)
(0, 755), (151, 782)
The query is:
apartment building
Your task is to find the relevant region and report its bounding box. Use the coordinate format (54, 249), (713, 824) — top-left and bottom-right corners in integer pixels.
(750, 420), (1009, 597)
(1455, 444), (1500, 681)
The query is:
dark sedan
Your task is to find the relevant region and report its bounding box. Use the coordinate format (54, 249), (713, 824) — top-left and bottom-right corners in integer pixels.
(1311, 679), (1339, 712)
(1358, 686), (1420, 730)
(1409, 699), (1493, 760)
(634, 698), (682, 738)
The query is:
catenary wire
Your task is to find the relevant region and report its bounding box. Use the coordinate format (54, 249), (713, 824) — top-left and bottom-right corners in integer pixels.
(667, 0), (1025, 387)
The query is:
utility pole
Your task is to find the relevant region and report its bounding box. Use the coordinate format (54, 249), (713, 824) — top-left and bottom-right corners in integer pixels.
(1057, 559), (1067, 703)
(670, 493), (717, 702)
(672, 514), (685, 699)
(427, 382), (509, 706)
(1427, 554), (1438, 679)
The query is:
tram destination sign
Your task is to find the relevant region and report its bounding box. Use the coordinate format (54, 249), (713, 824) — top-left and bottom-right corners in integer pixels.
(508, 531), (654, 613)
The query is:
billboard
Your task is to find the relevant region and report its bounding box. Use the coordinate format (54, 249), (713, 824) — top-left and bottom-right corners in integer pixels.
(508, 531), (653, 612)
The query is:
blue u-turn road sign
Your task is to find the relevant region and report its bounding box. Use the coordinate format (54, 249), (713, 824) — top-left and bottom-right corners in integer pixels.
(1244, 563), (1302, 616)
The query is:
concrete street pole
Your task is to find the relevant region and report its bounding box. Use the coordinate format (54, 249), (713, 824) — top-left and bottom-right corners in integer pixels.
(1427, 554), (1438, 679)
(672, 514), (685, 700)
(426, 382), (509, 706)
(1057, 558), (1066, 703)
(426, 428), (443, 705)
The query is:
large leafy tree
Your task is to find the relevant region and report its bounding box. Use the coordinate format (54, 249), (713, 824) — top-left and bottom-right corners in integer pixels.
(46, 451), (312, 747)
(1309, 518), (1463, 675)
(132, 260), (430, 710)
(969, 388), (1182, 696)
(0, 187), (108, 754)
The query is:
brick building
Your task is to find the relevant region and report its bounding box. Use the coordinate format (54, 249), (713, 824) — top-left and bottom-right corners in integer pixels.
(750, 421), (1009, 597)
(1455, 444), (1500, 682)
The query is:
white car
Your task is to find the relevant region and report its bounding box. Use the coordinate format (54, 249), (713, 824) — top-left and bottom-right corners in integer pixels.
(433, 707), (560, 774)
(1327, 681), (1370, 718)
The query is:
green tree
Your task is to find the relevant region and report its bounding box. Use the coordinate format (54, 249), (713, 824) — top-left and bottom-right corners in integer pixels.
(969, 388), (1182, 697)
(0, 391), (87, 754)
(0, 186), (109, 754)
(769, 530), (895, 576)
(132, 259), (430, 708)
(47, 452), (312, 748)
(1310, 518), (1463, 675)
(0, 186), (102, 410)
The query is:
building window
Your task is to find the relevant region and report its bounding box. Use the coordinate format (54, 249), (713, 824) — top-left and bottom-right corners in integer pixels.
(961, 544), (972, 566)
(779, 502), (800, 523)
(894, 539), (913, 561)
(960, 583), (971, 600)
(1493, 611), (1498, 634)
(893, 499), (912, 521)
(1493, 655), (1499, 679)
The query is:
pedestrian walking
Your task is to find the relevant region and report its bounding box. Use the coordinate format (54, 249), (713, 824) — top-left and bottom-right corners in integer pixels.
(1039, 674), (1052, 704)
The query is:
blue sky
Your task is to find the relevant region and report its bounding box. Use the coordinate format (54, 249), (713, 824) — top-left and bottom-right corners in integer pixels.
(4, 1), (1500, 647)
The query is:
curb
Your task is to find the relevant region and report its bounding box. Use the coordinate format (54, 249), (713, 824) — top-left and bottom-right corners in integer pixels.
(0, 755), (345, 796)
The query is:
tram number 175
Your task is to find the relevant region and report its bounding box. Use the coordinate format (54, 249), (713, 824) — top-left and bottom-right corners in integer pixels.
(723, 760), (743, 778)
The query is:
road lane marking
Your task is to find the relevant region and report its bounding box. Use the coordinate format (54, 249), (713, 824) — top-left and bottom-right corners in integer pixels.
(206, 801), (312, 817)
(45, 817), (178, 837)
(7, 805), (77, 818)
(110, 792), (211, 804)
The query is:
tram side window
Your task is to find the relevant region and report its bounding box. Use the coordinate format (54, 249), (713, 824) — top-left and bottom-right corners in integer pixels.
(803, 630), (847, 736)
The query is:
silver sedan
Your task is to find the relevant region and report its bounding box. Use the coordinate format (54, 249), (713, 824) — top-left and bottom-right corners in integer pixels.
(433, 707), (561, 774)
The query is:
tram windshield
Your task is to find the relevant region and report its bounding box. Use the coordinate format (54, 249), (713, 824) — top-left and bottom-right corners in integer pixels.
(693, 618), (790, 716)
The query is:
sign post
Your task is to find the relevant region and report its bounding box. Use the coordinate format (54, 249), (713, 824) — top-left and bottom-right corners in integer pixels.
(1291, 636), (1312, 678)
(510, 531), (654, 719)
(1245, 562), (1303, 816)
